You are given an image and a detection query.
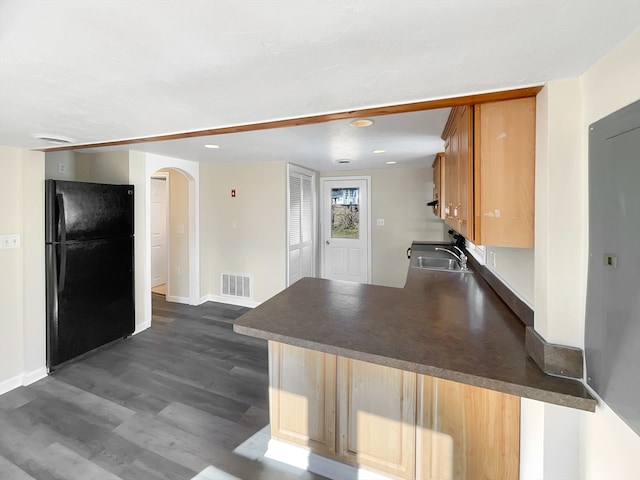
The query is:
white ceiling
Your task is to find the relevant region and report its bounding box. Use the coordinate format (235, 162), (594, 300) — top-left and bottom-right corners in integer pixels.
(1, 0), (638, 171)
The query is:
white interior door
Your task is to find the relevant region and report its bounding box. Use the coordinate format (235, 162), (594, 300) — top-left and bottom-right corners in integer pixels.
(321, 177), (370, 284)
(288, 165), (316, 286)
(150, 175), (168, 288)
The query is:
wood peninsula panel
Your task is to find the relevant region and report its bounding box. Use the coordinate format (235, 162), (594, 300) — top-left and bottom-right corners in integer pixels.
(268, 342), (336, 456)
(337, 358), (417, 480)
(417, 375), (520, 480)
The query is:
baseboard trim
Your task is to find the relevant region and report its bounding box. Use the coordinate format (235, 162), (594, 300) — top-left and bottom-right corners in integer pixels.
(166, 295), (190, 304)
(197, 295), (209, 305)
(207, 294), (260, 309)
(525, 326), (584, 379)
(0, 374), (23, 396)
(134, 321), (151, 335)
(0, 366), (49, 395)
(265, 438), (392, 480)
(23, 367), (47, 386)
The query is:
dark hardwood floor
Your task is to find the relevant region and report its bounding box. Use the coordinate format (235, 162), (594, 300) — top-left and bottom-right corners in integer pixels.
(0, 294), (326, 480)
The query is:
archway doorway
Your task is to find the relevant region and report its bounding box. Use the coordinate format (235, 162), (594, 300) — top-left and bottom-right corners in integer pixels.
(148, 167), (192, 304)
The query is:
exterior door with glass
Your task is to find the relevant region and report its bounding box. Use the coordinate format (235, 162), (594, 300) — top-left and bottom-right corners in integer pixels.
(321, 178), (369, 284)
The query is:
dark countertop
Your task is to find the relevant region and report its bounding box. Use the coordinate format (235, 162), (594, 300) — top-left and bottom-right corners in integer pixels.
(234, 252), (596, 412)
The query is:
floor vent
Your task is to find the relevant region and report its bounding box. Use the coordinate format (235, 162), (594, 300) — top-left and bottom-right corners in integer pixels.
(221, 273), (251, 299)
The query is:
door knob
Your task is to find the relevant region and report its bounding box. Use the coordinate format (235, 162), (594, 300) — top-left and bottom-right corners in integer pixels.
(326, 240), (330, 245)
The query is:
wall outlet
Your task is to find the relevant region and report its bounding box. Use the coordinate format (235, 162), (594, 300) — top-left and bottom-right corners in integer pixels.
(58, 162), (66, 174)
(488, 250), (496, 268)
(376, 218), (385, 226)
(0, 233), (21, 249)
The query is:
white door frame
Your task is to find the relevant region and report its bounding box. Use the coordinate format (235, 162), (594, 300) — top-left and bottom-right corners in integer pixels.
(150, 173), (170, 290)
(319, 176), (372, 284)
(145, 154), (200, 306)
(286, 164), (318, 286)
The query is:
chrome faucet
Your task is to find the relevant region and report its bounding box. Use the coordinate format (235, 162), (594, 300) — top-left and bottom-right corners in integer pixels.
(435, 246), (468, 271)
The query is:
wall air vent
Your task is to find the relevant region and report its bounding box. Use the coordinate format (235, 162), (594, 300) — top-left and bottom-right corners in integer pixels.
(221, 273), (251, 299)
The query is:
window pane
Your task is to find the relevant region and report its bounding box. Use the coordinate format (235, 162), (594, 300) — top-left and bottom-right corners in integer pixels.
(331, 188), (359, 239)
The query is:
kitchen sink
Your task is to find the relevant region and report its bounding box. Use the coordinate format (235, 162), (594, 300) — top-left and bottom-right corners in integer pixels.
(417, 256), (459, 270)
(410, 255), (472, 273)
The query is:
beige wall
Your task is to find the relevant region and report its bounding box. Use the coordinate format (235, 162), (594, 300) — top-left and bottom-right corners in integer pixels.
(521, 31), (640, 479)
(158, 169), (190, 300)
(576, 30), (640, 480)
(320, 165), (447, 287)
(202, 161), (287, 303)
(486, 246), (534, 306)
(44, 150), (77, 180)
(75, 150), (130, 183)
(0, 146), (45, 392)
(45, 150), (130, 183)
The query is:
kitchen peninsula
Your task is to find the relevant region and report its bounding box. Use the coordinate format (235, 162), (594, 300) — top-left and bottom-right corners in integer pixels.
(234, 252), (595, 479)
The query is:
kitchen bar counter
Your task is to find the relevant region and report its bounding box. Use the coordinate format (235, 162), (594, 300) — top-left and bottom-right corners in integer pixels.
(234, 261), (596, 412)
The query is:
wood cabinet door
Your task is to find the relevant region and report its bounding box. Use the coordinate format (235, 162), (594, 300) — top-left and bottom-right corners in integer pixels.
(416, 375), (520, 480)
(457, 106), (474, 240)
(337, 358), (416, 480)
(444, 123), (459, 230)
(432, 153), (445, 219)
(474, 97), (535, 247)
(268, 342), (336, 456)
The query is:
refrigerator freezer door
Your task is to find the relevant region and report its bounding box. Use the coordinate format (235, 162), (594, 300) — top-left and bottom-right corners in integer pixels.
(47, 236), (135, 369)
(46, 180), (134, 243)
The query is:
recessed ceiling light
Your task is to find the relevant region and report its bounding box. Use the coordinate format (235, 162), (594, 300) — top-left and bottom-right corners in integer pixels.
(204, 144), (220, 149)
(33, 133), (75, 144)
(335, 159), (351, 164)
(385, 161), (397, 165)
(372, 149), (386, 154)
(350, 119), (374, 128)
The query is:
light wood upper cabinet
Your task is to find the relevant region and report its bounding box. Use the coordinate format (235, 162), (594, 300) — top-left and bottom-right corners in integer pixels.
(268, 342), (336, 456)
(474, 97), (536, 247)
(416, 375), (520, 480)
(442, 106), (474, 239)
(441, 97), (536, 247)
(337, 358), (417, 480)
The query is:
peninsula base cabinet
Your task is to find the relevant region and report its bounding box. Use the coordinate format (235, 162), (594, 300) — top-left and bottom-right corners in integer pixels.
(337, 358), (417, 479)
(268, 342), (520, 480)
(268, 342), (336, 457)
(417, 375), (520, 480)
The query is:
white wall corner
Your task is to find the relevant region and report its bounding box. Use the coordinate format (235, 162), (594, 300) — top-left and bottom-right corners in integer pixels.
(533, 79), (586, 348)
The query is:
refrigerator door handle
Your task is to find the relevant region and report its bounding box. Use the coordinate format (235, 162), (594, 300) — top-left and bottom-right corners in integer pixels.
(57, 194), (67, 291)
(58, 243), (67, 292)
(57, 193), (67, 243)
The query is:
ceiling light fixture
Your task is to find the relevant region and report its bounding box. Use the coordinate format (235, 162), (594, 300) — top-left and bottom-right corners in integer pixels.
(372, 149), (386, 154)
(350, 119), (374, 128)
(204, 144), (220, 149)
(33, 133), (74, 144)
(385, 161), (397, 165)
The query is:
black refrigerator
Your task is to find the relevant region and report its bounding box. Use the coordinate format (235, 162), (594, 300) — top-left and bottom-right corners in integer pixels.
(45, 180), (135, 370)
